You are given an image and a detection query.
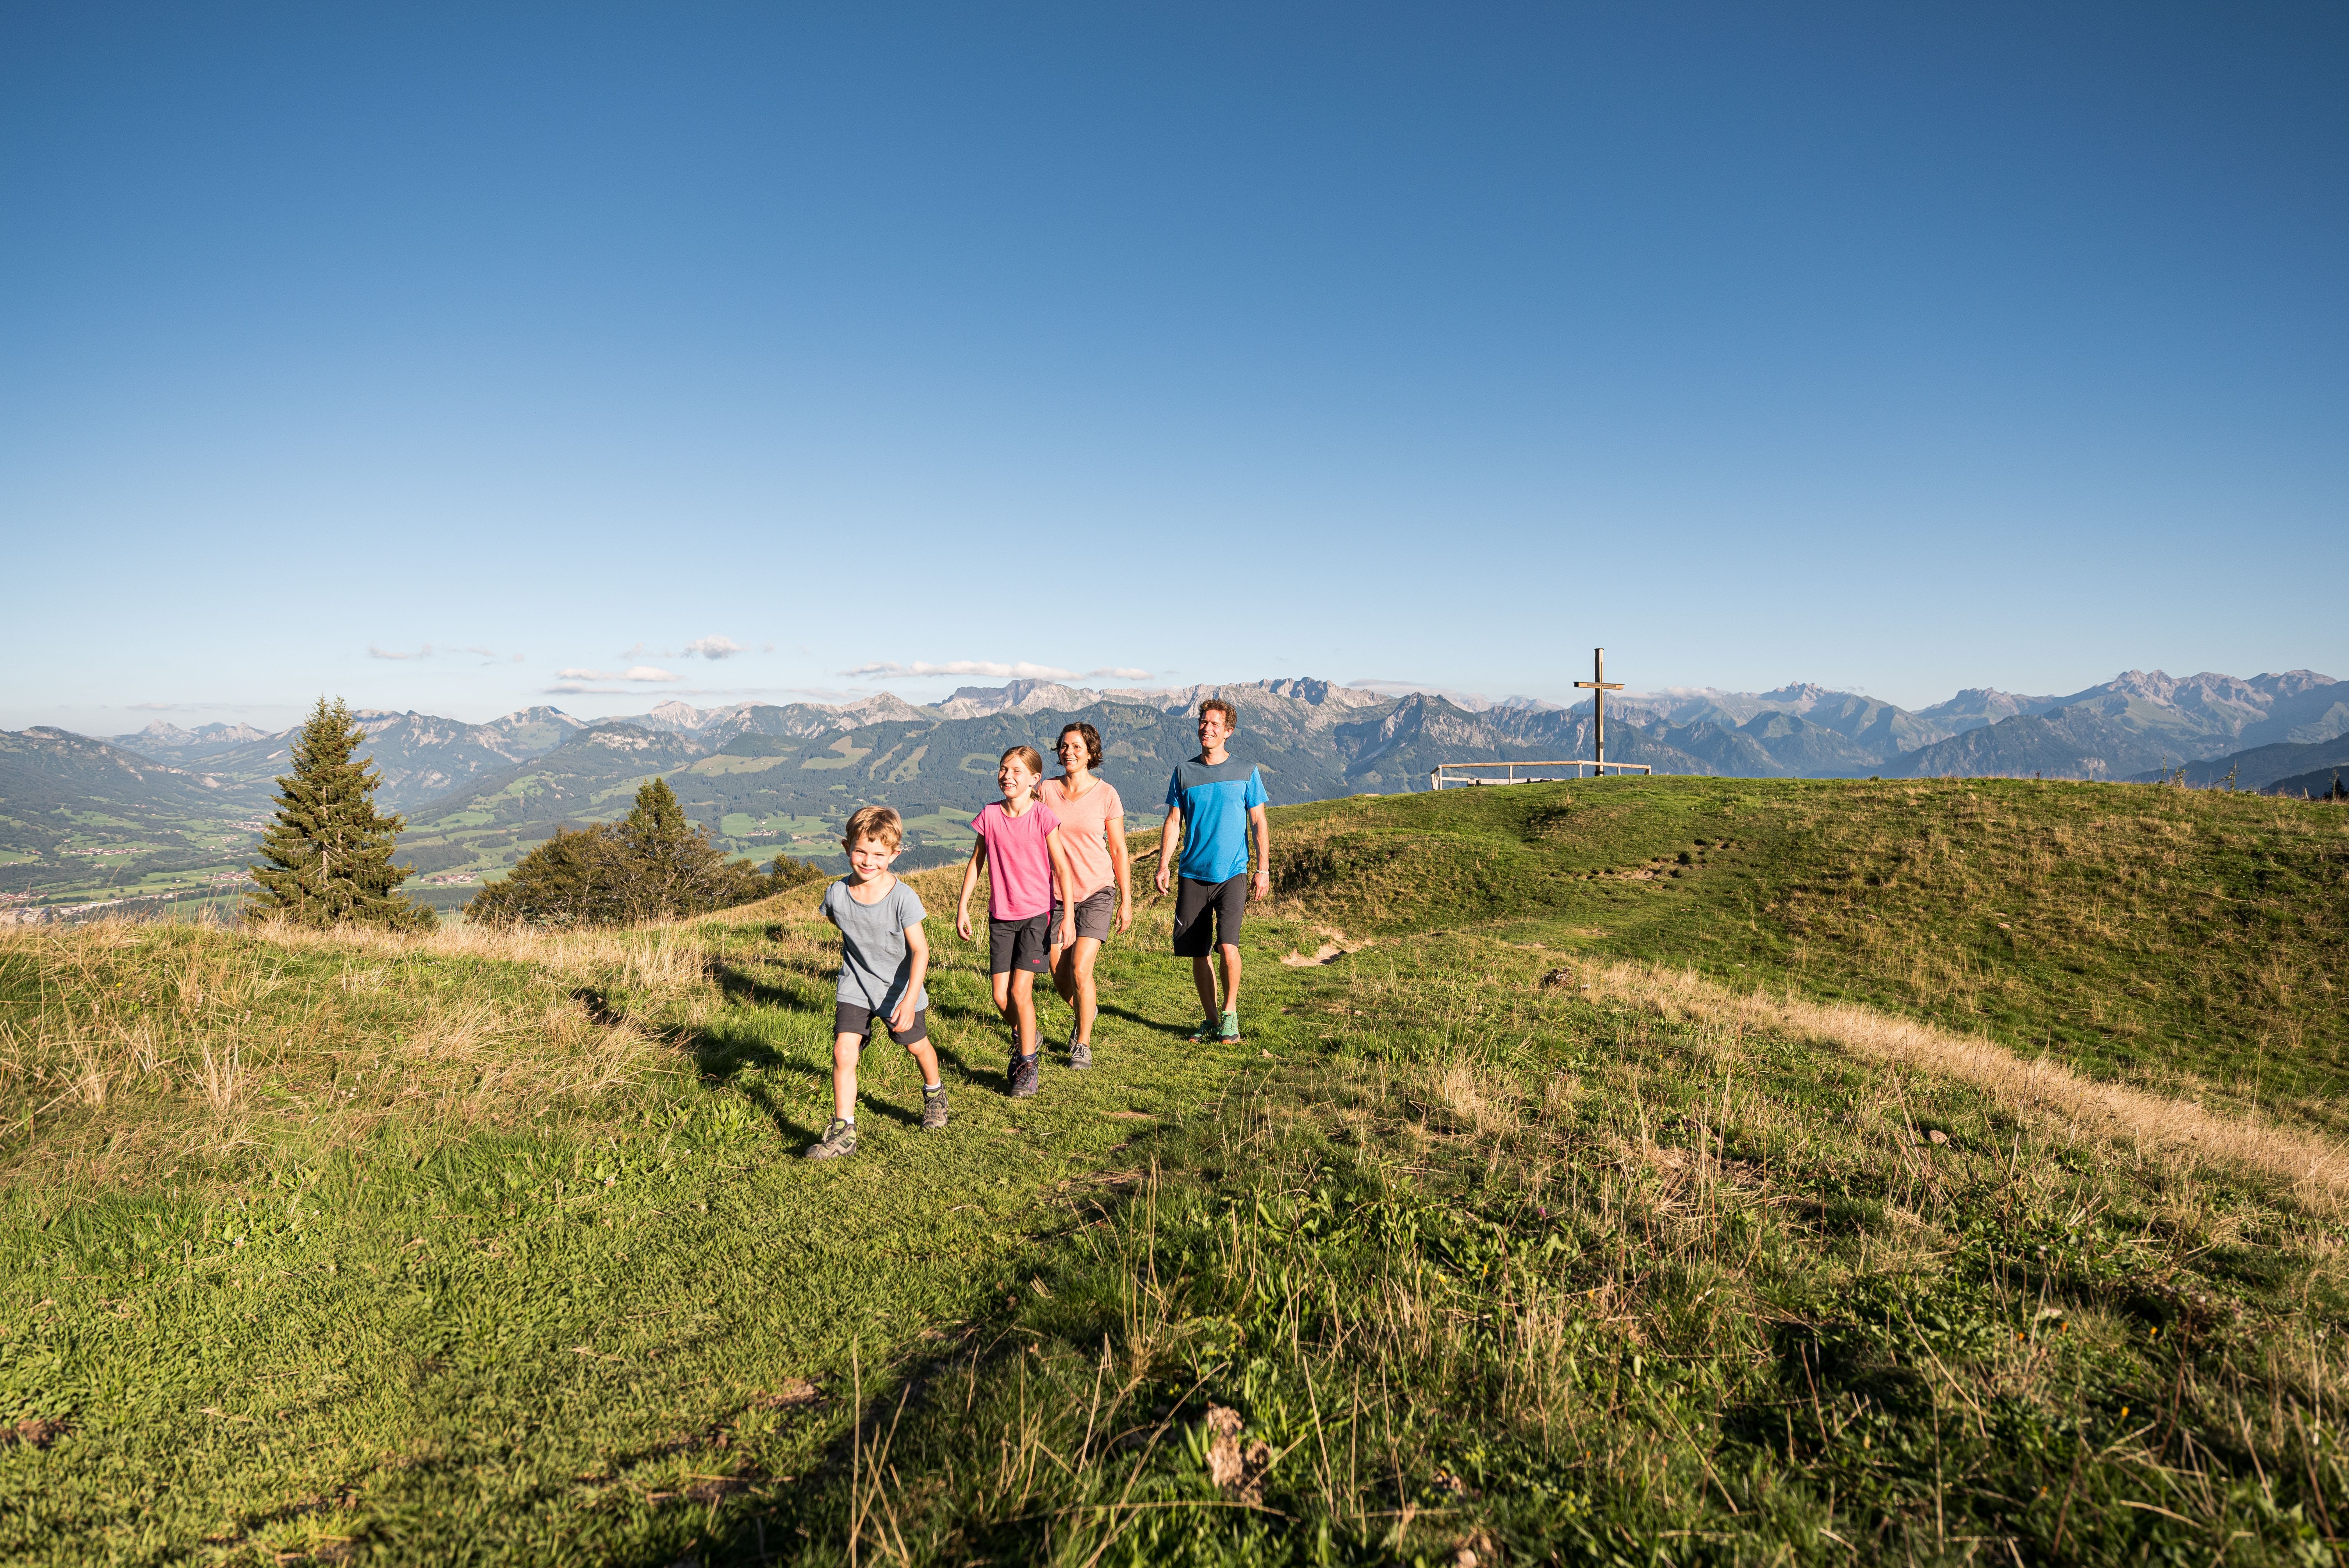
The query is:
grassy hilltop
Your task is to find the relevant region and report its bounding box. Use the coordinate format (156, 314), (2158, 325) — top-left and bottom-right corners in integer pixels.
(0, 778), (2345, 1565)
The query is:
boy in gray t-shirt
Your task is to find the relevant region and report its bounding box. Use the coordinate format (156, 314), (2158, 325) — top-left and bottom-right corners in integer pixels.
(806, 806), (946, 1160)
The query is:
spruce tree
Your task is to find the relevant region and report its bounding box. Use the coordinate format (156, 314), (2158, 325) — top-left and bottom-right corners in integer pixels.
(248, 697), (431, 930)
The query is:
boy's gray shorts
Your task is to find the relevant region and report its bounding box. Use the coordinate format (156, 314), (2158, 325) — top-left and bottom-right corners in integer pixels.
(835, 1002), (929, 1046)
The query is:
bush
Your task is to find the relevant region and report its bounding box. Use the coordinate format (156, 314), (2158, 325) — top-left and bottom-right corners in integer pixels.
(469, 779), (822, 927)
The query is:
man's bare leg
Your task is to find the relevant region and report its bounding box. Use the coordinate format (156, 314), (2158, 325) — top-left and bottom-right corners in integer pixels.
(1192, 954), (1220, 1024)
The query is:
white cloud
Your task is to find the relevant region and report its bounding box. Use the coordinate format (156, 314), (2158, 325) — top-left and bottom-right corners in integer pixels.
(840, 659), (1077, 679)
(369, 643), (433, 660)
(621, 641), (648, 658)
(544, 683), (634, 695)
(555, 666), (680, 683)
(682, 635), (745, 660)
(1087, 666), (1151, 679)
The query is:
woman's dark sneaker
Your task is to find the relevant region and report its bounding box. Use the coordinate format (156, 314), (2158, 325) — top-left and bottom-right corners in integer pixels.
(1069, 1041), (1093, 1070)
(921, 1085), (950, 1130)
(806, 1117), (857, 1160)
(1010, 1051), (1041, 1098)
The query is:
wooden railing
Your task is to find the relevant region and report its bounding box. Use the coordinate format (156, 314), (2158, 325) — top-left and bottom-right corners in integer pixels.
(1428, 759), (1652, 790)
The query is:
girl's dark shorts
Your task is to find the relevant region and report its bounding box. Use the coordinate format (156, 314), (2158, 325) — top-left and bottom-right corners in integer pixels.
(1171, 874), (1247, 957)
(989, 914), (1052, 975)
(834, 1002), (929, 1046)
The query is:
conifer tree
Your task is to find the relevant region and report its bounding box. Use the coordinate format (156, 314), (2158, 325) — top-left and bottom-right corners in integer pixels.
(468, 776), (822, 927)
(248, 697), (431, 930)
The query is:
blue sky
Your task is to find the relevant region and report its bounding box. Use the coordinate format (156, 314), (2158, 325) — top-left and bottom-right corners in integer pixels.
(4, 2), (2343, 734)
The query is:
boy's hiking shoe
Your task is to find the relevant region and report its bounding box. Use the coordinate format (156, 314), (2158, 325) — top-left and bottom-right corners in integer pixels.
(1183, 1021), (1220, 1044)
(1217, 1010), (1244, 1046)
(920, 1085), (950, 1130)
(1069, 1041), (1093, 1070)
(1009, 1050), (1040, 1098)
(806, 1117), (857, 1160)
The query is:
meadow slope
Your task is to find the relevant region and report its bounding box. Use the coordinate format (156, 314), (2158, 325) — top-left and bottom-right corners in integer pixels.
(0, 778), (2342, 1565)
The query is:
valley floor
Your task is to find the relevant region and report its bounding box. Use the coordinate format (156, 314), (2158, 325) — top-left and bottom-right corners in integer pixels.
(1, 779), (2345, 1564)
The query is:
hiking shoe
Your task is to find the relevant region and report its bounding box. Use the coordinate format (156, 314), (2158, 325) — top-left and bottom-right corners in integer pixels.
(1217, 1011), (1244, 1046)
(920, 1085), (950, 1131)
(1069, 1040), (1093, 1070)
(805, 1117), (857, 1160)
(1009, 1051), (1041, 1098)
(1183, 1021), (1220, 1044)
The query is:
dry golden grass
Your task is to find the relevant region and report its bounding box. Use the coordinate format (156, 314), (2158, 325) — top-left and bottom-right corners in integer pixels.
(0, 912), (721, 1190)
(1586, 957), (2349, 1211)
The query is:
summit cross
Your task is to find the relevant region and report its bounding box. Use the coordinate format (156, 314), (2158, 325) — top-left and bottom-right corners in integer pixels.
(1573, 647), (1625, 770)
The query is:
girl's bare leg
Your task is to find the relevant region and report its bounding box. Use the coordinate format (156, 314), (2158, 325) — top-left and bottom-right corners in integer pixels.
(1009, 969), (1037, 1057)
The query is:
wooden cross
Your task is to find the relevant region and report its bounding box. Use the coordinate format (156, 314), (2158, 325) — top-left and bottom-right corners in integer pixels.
(1573, 647), (1624, 770)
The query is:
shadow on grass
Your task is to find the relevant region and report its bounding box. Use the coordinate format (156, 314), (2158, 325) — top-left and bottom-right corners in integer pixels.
(609, 1116), (1204, 1568)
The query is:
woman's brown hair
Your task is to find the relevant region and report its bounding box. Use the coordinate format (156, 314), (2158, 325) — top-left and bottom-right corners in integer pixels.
(1056, 722), (1104, 771)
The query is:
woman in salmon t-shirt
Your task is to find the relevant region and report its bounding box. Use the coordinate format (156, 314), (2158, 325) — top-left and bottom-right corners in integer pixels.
(1040, 722), (1132, 1070)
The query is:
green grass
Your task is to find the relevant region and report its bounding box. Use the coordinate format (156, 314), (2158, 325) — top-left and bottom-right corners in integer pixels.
(1270, 778), (2349, 1129)
(0, 782), (2343, 1564)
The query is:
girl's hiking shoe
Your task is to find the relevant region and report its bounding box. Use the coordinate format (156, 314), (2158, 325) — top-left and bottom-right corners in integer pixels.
(1009, 1049), (1041, 1098)
(921, 1085), (950, 1130)
(1069, 1041), (1093, 1069)
(806, 1117), (857, 1160)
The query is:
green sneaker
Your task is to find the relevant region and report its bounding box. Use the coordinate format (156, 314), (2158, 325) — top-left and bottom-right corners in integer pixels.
(805, 1117), (857, 1160)
(1217, 1010), (1244, 1046)
(1184, 1019), (1220, 1044)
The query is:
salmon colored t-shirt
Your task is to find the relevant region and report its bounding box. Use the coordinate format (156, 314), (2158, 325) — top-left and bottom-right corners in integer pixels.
(1040, 776), (1124, 900)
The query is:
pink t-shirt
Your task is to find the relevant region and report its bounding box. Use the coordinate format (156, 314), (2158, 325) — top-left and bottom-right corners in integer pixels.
(971, 799), (1062, 920)
(1040, 776), (1123, 899)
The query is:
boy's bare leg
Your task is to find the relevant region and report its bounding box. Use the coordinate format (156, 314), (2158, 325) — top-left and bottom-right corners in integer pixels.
(906, 1039), (942, 1087)
(1219, 943), (1243, 1017)
(1191, 955), (1220, 1022)
(831, 1033), (863, 1120)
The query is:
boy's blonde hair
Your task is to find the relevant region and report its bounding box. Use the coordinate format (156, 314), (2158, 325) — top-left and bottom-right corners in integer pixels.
(842, 805), (903, 851)
(999, 744), (1043, 778)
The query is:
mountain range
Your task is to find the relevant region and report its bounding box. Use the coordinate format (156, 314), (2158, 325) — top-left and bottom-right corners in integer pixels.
(3, 666), (2340, 919)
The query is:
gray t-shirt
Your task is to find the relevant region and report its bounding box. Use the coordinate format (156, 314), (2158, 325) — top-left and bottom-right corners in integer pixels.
(822, 877), (929, 1013)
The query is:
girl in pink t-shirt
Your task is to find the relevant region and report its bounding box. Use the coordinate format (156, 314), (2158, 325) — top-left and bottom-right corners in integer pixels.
(1040, 722), (1132, 1071)
(956, 745), (1078, 1098)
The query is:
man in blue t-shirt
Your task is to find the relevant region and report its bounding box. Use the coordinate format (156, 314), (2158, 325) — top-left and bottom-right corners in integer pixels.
(1154, 697), (1271, 1045)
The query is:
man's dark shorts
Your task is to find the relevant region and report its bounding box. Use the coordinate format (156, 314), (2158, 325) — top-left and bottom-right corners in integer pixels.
(989, 913), (1052, 975)
(1050, 886), (1117, 945)
(1171, 874), (1247, 958)
(834, 1002), (929, 1046)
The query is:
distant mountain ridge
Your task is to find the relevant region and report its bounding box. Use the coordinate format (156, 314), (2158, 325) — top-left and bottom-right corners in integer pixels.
(2, 663), (2336, 919)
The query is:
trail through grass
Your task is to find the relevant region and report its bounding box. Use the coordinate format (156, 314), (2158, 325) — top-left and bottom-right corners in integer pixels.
(0, 781), (2341, 1564)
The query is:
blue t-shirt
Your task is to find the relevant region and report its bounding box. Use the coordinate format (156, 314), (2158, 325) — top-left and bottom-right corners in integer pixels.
(1165, 755), (1269, 884)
